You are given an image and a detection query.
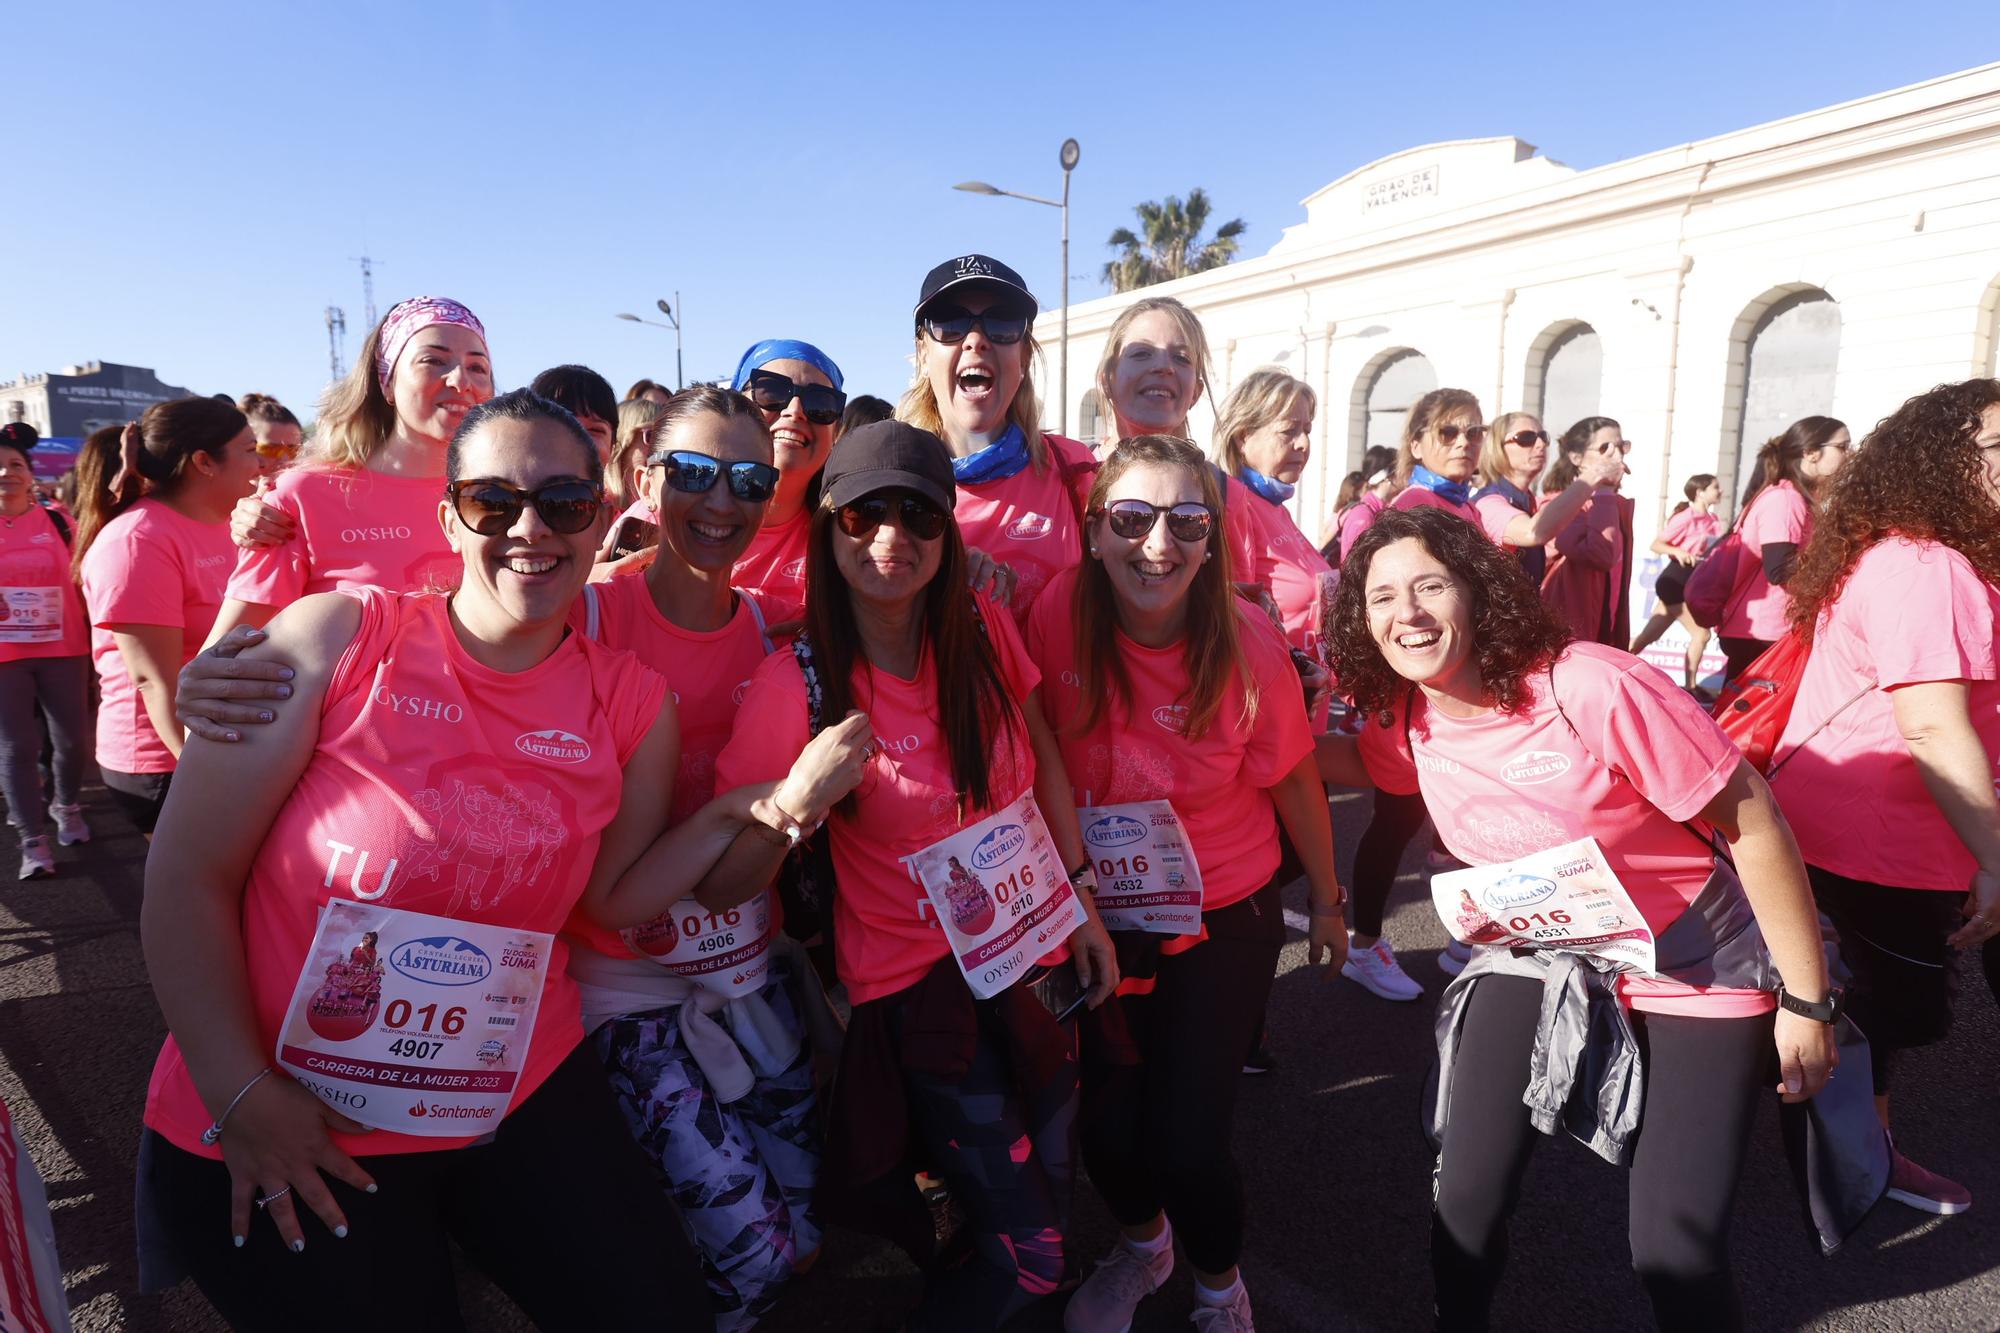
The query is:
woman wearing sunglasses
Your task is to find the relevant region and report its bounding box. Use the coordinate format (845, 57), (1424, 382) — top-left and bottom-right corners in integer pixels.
(135, 389), (807, 1329)
(729, 339), (847, 626)
(201, 297), (495, 652)
(1537, 416), (1637, 648)
(238, 394), (304, 476)
(1027, 435), (1344, 1333)
(713, 420), (1118, 1331)
(898, 255), (1100, 627)
(564, 386), (860, 1330)
(1471, 412), (1627, 586)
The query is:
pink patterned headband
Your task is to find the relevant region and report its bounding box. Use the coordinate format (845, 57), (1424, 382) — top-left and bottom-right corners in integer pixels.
(375, 296), (487, 394)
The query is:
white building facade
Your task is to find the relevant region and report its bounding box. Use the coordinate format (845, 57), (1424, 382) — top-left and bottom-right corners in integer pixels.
(1041, 63), (2000, 675)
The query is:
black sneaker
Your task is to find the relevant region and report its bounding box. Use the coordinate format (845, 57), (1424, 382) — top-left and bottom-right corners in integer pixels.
(1241, 1044), (1276, 1076)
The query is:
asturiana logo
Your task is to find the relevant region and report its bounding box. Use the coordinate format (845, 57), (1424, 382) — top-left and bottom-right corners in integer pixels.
(389, 936), (493, 987)
(516, 729), (591, 764)
(1005, 513), (1053, 541)
(1151, 704), (1190, 735)
(1500, 750), (1571, 785)
(1483, 873), (1558, 910)
(1085, 814), (1148, 849)
(781, 557), (807, 580)
(971, 823), (1027, 870)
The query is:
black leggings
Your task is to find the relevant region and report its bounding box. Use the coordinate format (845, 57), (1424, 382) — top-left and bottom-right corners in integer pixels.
(1350, 788), (1429, 938)
(1431, 975), (1772, 1333)
(1081, 883), (1285, 1274)
(1717, 635), (1772, 685)
(136, 1043), (707, 1332)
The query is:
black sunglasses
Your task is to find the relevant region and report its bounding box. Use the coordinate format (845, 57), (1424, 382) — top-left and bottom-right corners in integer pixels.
(1504, 429), (1551, 448)
(920, 307), (1031, 346)
(745, 370), (846, 426)
(835, 492), (949, 542)
(647, 449), (780, 502)
(447, 477), (604, 535)
(1093, 499), (1215, 544)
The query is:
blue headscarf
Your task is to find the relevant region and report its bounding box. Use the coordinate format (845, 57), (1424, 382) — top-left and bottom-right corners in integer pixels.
(731, 339), (844, 393)
(1238, 465), (1296, 505)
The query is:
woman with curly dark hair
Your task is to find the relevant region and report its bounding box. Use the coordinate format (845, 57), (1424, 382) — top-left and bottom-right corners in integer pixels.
(1767, 377), (2000, 1217)
(1314, 505), (1838, 1331)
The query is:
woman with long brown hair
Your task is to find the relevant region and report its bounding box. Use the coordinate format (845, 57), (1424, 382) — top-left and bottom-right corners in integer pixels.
(1536, 416), (1637, 647)
(1713, 415), (1849, 680)
(1028, 434), (1343, 1332)
(1769, 378), (2000, 1216)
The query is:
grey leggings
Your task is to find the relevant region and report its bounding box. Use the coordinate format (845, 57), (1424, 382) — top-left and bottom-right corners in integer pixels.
(0, 654), (89, 838)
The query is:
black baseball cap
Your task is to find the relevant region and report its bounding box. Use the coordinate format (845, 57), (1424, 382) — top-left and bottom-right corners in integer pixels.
(914, 254), (1038, 325)
(820, 420), (956, 515)
(0, 422), (37, 452)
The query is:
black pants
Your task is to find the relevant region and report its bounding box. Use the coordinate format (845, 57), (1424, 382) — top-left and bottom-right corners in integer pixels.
(1717, 635), (1772, 685)
(1351, 787), (1429, 938)
(1808, 865), (1964, 1093)
(136, 1043), (707, 1332)
(1431, 975), (1772, 1332)
(1080, 882), (1285, 1274)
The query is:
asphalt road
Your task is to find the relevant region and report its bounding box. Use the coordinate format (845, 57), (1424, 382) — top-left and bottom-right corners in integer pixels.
(3, 782), (1996, 1331)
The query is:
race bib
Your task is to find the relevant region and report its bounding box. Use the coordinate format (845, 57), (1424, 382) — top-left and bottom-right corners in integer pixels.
(275, 900), (552, 1136)
(620, 892), (773, 1000)
(910, 792), (1085, 999)
(1431, 836), (1656, 974)
(1078, 800), (1203, 935)
(0, 587), (63, 644)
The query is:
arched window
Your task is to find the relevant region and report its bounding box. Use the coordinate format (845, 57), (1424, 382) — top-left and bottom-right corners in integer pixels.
(1725, 289), (1841, 510)
(1526, 322), (1602, 437)
(1349, 348), (1437, 470)
(1077, 388), (1104, 444)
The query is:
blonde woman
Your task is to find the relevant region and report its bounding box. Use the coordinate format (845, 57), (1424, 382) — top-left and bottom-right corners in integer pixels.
(1471, 411), (1626, 585)
(898, 254), (1099, 625)
(206, 297), (494, 645)
(608, 395), (667, 516)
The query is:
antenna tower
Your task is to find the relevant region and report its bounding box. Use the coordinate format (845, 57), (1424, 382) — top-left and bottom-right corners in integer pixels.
(350, 254), (379, 329)
(325, 306), (348, 382)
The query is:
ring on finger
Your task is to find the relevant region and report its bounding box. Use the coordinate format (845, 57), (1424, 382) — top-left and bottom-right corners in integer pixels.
(255, 1186), (293, 1209)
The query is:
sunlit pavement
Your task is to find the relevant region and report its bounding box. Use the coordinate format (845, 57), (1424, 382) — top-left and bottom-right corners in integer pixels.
(4, 783), (1994, 1331)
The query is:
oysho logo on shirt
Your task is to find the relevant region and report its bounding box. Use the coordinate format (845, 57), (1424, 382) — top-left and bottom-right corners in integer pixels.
(341, 525), (414, 543)
(1415, 752), (1461, 775)
(373, 687), (464, 724)
(1151, 704), (1190, 735)
(1500, 750), (1571, 785)
(516, 728), (591, 764)
(1005, 513), (1053, 542)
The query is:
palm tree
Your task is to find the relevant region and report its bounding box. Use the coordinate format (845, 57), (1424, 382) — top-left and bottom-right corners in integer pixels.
(1102, 189), (1248, 292)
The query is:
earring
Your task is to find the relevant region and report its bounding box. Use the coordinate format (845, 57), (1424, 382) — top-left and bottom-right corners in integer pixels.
(1203, 550), (1212, 561)
(1088, 547), (1099, 558)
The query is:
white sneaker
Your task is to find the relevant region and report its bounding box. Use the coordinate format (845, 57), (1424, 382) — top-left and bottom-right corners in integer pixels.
(17, 835), (55, 881)
(1342, 936), (1424, 1001)
(1064, 1232), (1173, 1333)
(1438, 938), (1473, 977)
(50, 803), (91, 846)
(1189, 1280), (1255, 1331)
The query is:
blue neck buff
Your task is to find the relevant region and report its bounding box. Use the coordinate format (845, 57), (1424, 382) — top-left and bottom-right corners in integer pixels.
(730, 338), (844, 392)
(1411, 463), (1470, 506)
(951, 425), (1030, 486)
(1239, 465), (1295, 505)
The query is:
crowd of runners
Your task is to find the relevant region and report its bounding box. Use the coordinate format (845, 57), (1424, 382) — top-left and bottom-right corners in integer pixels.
(1, 257), (1997, 1332)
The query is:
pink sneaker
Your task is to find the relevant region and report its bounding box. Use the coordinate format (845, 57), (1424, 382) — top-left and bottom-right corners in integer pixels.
(1887, 1147), (1971, 1215)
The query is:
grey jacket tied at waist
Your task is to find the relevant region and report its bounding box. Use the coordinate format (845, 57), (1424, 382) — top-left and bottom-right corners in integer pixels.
(1426, 854), (1888, 1254)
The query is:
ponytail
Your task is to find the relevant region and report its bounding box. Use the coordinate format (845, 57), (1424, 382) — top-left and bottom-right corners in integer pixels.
(1672, 472), (1716, 518)
(72, 398), (245, 574)
(1738, 416), (1844, 512)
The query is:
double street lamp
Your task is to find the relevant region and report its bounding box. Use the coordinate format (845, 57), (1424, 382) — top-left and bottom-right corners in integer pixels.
(955, 138), (1081, 436)
(614, 294), (684, 389)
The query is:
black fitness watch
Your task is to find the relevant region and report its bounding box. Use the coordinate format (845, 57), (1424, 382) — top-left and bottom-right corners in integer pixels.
(1777, 985), (1845, 1025)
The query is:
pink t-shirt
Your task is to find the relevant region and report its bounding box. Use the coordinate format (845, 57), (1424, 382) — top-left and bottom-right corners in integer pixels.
(1027, 567), (1312, 913)
(955, 435), (1096, 629)
(1336, 493), (1385, 564)
(1242, 491), (1336, 660)
(732, 508), (809, 626)
(79, 499), (235, 773)
(562, 573), (774, 961)
(1473, 490), (1528, 549)
(1659, 507), (1722, 553)
(143, 588), (668, 1159)
(713, 592), (1041, 1003)
(1358, 643), (1767, 1017)
(1719, 481), (1810, 642)
(1772, 538), (2000, 892)
(1390, 482), (1485, 531)
(1217, 473), (1263, 589)
(0, 505), (87, 663)
(224, 464), (460, 611)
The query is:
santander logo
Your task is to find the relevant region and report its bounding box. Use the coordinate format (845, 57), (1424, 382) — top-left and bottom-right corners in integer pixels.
(1500, 750), (1571, 786)
(1005, 513), (1053, 542)
(516, 729), (591, 764)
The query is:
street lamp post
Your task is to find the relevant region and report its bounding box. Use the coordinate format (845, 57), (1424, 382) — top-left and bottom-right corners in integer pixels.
(614, 294), (684, 389)
(954, 138), (1081, 436)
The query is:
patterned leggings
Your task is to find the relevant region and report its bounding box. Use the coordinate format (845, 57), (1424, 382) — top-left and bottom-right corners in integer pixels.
(593, 955), (822, 1333)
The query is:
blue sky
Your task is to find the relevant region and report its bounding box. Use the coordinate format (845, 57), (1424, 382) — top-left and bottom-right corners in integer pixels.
(7, 2), (1992, 421)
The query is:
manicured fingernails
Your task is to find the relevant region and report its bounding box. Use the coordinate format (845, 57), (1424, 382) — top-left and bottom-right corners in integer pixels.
(258, 711), (273, 722)
(364, 1183), (378, 1195)
(275, 684), (292, 697)
(290, 1239), (305, 1254)
(333, 1225), (349, 1239)
(224, 731), (240, 742)
(233, 1234), (245, 1248)
(276, 666), (293, 679)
